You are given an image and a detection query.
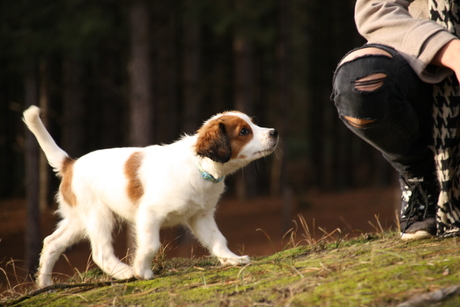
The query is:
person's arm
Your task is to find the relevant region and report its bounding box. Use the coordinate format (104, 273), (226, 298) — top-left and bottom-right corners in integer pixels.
(355, 0), (457, 83)
(431, 39), (460, 82)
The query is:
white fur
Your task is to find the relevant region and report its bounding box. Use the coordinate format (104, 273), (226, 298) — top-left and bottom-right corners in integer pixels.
(23, 106), (68, 173)
(23, 106), (279, 288)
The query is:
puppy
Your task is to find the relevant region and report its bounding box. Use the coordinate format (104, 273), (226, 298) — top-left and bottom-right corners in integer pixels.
(23, 106), (279, 288)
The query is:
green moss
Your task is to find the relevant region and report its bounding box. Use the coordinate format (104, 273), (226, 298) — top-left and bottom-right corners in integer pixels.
(4, 235), (460, 306)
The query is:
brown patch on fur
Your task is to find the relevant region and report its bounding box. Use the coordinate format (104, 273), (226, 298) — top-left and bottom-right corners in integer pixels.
(196, 118), (231, 163)
(222, 116), (253, 159)
(125, 151), (144, 204)
(60, 156), (77, 207)
(195, 115), (253, 162)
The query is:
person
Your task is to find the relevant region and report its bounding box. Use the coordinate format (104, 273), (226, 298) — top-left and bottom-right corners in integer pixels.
(332, 0), (460, 240)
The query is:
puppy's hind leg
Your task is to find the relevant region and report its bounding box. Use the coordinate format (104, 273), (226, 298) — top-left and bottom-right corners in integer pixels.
(85, 206), (134, 280)
(132, 207), (162, 280)
(37, 219), (83, 288)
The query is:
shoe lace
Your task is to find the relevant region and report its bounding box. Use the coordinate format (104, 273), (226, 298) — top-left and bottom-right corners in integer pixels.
(401, 177), (431, 234)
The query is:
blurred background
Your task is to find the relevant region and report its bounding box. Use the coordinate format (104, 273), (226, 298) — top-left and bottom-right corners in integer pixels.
(0, 0), (399, 288)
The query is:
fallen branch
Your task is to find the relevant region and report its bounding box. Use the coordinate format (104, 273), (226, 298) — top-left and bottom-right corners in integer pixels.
(3, 277), (137, 306)
(397, 285), (460, 307)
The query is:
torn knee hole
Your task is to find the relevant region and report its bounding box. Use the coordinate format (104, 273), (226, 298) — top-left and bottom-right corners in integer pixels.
(344, 116), (375, 128)
(353, 73), (387, 91)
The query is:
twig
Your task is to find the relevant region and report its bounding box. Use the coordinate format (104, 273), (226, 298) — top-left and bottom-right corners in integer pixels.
(3, 277), (137, 306)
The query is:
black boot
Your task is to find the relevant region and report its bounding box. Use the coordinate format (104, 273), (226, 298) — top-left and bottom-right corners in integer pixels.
(399, 175), (438, 240)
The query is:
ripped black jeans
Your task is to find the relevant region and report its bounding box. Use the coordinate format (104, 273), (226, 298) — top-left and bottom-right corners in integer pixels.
(332, 44), (435, 178)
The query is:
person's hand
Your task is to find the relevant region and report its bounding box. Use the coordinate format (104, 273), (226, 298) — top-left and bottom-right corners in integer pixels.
(432, 39), (460, 82)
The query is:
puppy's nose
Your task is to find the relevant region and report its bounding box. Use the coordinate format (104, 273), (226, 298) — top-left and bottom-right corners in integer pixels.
(269, 129), (278, 138)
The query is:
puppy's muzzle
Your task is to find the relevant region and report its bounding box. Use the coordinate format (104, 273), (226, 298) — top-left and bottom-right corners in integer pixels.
(269, 129), (278, 139)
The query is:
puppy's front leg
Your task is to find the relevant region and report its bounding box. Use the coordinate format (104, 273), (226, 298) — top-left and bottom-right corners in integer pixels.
(188, 213), (250, 265)
(133, 210), (162, 280)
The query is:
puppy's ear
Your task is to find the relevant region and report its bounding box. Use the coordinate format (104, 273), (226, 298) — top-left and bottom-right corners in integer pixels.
(196, 120), (232, 163)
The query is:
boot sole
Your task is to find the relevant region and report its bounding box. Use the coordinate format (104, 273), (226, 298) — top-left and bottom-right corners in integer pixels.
(400, 230), (434, 241)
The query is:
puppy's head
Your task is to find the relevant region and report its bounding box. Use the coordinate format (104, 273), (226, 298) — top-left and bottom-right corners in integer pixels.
(195, 112), (278, 163)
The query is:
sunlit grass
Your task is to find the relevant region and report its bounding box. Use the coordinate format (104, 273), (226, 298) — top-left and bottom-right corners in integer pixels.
(2, 215), (460, 306)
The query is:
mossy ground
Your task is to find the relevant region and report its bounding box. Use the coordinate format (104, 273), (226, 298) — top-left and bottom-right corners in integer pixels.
(2, 233), (460, 306)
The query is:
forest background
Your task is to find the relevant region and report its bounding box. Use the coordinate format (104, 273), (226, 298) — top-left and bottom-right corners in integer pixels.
(0, 0), (397, 277)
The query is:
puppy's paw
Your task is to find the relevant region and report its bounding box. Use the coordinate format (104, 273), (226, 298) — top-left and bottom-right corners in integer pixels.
(112, 266), (135, 280)
(37, 275), (53, 288)
(219, 255), (251, 266)
(134, 268), (154, 280)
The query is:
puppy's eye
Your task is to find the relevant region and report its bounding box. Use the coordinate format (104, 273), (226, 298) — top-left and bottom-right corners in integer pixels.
(240, 128), (250, 136)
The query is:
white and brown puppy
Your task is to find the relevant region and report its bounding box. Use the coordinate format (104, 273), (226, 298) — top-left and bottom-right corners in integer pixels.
(23, 106), (279, 288)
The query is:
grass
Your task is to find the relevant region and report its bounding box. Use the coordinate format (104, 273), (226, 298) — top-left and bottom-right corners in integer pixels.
(1, 217), (460, 306)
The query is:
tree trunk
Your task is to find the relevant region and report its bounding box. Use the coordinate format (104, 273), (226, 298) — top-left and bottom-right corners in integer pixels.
(38, 61), (50, 212)
(211, 36), (231, 114)
(182, 0), (202, 135)
(24, 58), (41, 276)
(62, 57), (85, 158)
(128, 0), (153, 147)
(233, 36), (257, 199)
(275, 0), (292, 232)
(152, 1), (178, 143)
(272, 0), (289, 196)
(127, 0), (154, 256)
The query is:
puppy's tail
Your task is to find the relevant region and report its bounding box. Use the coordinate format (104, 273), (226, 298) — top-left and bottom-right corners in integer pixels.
(23, 106), (70, 175)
